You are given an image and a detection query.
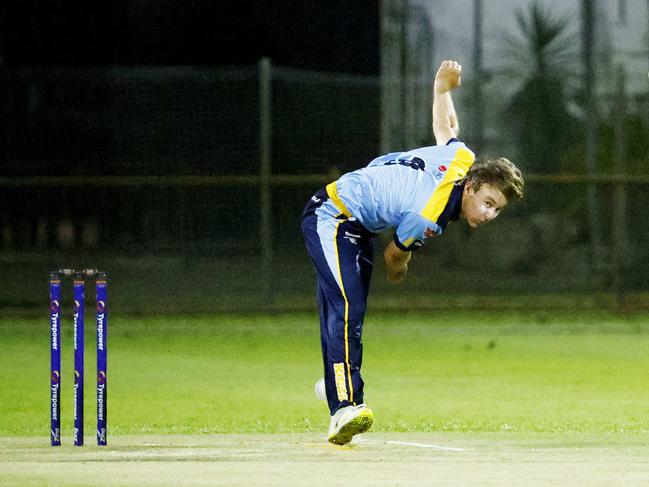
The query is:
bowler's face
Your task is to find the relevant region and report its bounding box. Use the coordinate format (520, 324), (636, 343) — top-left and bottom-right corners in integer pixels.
(461, 182), (508, 229)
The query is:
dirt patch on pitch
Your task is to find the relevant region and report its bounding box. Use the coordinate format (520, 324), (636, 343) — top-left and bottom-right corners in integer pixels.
(2, 433), (649, 486)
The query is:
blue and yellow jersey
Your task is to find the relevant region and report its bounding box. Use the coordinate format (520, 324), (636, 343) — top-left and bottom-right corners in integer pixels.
(325, 140), (475, 250)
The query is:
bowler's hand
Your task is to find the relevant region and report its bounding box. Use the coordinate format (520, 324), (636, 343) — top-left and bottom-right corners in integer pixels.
(384, 241), (412, 283)
(434, 60), (462, 94)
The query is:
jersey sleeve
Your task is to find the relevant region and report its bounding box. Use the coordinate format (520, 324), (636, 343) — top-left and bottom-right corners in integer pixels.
(393, 212), (441, 251)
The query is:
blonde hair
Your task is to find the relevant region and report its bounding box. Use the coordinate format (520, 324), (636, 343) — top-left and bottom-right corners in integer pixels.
(465, 157), (524, 202)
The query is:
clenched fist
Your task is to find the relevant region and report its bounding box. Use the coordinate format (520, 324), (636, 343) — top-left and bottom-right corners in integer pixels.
(434, 60), (462, 94)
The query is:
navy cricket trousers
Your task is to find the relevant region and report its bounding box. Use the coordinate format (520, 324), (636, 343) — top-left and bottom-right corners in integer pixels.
(301, 188), (375, 415)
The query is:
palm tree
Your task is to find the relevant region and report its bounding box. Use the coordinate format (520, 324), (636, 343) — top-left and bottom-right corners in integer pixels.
(498, 2), (580, 174)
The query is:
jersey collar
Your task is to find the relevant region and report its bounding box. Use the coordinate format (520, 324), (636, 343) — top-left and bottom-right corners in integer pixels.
(436, 181), (464, 230)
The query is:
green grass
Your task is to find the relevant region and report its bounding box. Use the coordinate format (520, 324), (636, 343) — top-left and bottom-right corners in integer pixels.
(3, 311), (649, 438)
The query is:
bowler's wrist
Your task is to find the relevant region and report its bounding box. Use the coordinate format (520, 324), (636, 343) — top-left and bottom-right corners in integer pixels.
(434, 82), (453, 95)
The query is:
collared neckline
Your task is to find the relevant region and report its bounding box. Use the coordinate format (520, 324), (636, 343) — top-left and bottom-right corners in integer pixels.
(437, 181), (464, 229)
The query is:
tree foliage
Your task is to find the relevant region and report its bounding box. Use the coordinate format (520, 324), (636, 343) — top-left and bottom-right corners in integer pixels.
(499, 2), (580, 174)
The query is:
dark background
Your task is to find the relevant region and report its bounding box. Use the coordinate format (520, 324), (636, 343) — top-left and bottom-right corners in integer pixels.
(3, 0), (380, 74)
(1, 1), (646, 313)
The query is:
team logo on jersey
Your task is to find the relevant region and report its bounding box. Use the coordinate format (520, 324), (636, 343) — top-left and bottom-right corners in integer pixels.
(424, 228), (437, 238)
(433, 165), (448, 180)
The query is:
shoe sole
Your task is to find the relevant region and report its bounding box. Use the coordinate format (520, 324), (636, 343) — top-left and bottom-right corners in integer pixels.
(328, 409), (374, 445)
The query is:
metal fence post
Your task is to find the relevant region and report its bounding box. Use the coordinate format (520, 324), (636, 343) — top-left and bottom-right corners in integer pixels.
(581, 0), (604, 270)
(259, 58), (274, 308)
(612, 67), (628, 309)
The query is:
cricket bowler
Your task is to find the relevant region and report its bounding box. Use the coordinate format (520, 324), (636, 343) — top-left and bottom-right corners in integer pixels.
(301, 60), (524, 445)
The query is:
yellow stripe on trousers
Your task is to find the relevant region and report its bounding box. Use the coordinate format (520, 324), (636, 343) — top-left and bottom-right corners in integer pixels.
(332, 220), (354, 404)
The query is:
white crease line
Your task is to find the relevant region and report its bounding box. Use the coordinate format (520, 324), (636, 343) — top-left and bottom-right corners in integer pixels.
(358, 438), (469, 451)
(386, 440), (469, 451)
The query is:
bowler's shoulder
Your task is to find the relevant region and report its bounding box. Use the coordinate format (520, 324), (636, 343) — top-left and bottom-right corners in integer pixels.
(444, 138), (472, 151)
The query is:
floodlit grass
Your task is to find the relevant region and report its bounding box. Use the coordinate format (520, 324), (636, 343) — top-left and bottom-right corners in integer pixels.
(3, 311), (649, 437)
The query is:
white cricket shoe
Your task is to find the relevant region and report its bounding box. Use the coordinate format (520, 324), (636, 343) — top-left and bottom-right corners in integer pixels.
(327, 404), (374, 445)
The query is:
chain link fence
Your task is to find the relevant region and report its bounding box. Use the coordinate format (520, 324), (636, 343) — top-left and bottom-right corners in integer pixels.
(1, 62), (648, 313)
